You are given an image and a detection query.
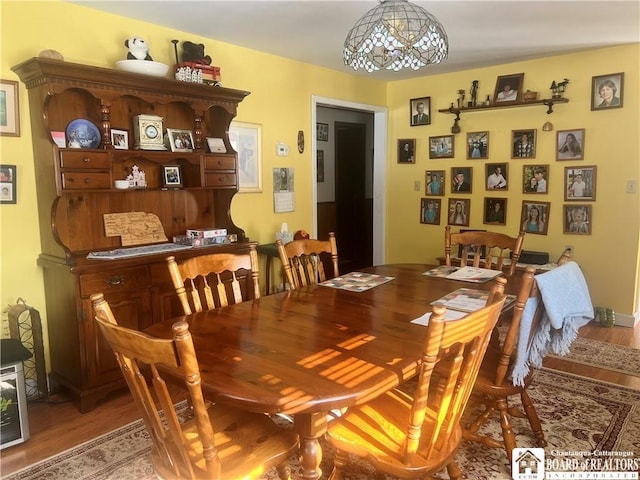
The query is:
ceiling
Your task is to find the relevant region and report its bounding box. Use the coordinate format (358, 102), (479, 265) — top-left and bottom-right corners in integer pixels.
(71, 1), (639, 81)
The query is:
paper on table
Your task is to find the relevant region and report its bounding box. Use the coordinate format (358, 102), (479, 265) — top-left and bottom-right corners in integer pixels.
(444, 266), (502, 283)
(411, 309), (467, 326)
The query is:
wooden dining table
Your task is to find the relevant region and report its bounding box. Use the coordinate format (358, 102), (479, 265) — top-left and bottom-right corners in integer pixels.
(144, 263), (511, 480)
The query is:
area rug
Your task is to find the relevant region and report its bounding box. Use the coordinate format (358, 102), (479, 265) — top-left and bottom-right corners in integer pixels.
(4, 369), (639, 480)
(548, 336), (640, 377)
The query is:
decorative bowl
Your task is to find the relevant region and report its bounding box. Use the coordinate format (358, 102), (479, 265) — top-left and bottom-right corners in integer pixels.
(114, 180), (130, 190)
(115, 60), (169, 77)
(523, 90), (538, 101)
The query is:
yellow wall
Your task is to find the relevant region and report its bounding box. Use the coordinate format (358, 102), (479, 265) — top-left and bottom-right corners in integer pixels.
(0, 1), (638, 369)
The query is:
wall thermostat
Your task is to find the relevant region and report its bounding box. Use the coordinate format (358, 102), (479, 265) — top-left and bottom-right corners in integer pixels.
(276, 141), (289, 156)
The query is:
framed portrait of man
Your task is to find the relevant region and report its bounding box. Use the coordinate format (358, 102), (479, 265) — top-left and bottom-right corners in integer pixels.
(397, 138), (416, 164)
(420, 198), (441, 225)
(410, 96), (431, 126)
(591, 72), (624, 110)
(512, 129), (536, 159)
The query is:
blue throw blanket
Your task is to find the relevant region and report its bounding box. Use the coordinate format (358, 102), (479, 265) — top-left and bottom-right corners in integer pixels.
(511, 261), (594, 386)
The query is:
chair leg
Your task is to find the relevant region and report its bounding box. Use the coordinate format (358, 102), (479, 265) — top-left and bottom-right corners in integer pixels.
(521, 391), (547, 447)
(496, 397), (517, 460)
(462, 399), (504, 449)
(446, 461), (462, 480)
(276, 462), (291, 480)
(327, 450), (348, 480)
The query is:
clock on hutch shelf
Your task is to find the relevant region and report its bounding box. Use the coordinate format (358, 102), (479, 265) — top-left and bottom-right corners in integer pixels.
(12, 57), (255, 412)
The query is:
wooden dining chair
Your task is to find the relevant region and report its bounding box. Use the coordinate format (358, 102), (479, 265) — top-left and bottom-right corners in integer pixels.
(91, 292), (298, 480)
(166, 244), (260, 315)
(463, 251), (574, 459)
(324, 279), (507, 480)
(445, 226), (525, 276)
(276, 232), (339, 290)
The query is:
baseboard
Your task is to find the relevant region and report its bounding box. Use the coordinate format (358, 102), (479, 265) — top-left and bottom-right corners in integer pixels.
(615, 312), (639, 328)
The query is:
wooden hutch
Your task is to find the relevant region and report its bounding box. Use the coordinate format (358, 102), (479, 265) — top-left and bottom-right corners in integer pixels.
(13, 57), (252, 412)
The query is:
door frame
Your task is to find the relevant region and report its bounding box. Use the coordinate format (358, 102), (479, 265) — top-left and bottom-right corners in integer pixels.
(311, 95), (387, 266)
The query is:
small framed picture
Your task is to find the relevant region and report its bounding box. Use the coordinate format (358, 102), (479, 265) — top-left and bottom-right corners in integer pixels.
(591, 72), (624, 110)
(521, 201), (550, 235)
(420, 198), (441, 225)
(484, 197), (507, 225)
(512, 129), (536, 158)
(0, 164), (16, 204)
(429, 135), (454, 159)
(317, 150), (324, 182)
(398, 138), (416, 164)
(565, 166), (597, 201)
(486, 163), (508, 190)
(451, 167), (472, 193)
(0, 80), (20, 137)
(564, 204), (592, 235)
(557, 129), (585, 160)
(447, 198), (470, 226)
(425, 170), (445, 196)
(111, 128), (128, 149)
(466, 131), (489, 159)
(206, 137), (226, 153)
(167, 128), (194, 152)
(493, 73), (524, 104)
(161, 165), (183, 189)
(523, 164), (549, 194)
(317, 122), (328, 141)
(410, 96), (431, 126)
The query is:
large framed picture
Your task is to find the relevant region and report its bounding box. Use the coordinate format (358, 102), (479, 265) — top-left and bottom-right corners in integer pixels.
(486, 163), (507, 190)
(447, 198), (470, 226)
(564, 204), (592, 235)
(420, 198), (441, 225)
(429, 135), (454, 159)
(397, 138), (415, 164)
(466, 131), (488, 159)
(0, 164), (16, 204)
(161, 165), (183, 189)
(0, 80), (20, 137)
(230, 121), (262, 193)
(512, 129), (536, 158)
(565, 166), (597, 201)
(451, 167), (472, 193)
(493, 73), (524, 104)
(557, 128), (584, 160)
(410, 96), (431, 126)
(520, 201), (550, 235)
(523, 164), (549, 193)
(484, 197), (507, 225)
(111, 128), (129, 149)
(425, 170), (445, 196)
(591, 72), (624, 110)
(166, 128), (194, 152)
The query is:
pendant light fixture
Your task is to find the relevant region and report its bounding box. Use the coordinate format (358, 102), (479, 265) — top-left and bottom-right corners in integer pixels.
(343, 0), (448, 72)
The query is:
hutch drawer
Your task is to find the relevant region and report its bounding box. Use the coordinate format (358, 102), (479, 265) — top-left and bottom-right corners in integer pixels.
(79, 266), (151, 297)
(60, 150), (111, 169)
(204, 172), (236, 187)
(204, 155), (235, 170)
(61, 172), (111, 190)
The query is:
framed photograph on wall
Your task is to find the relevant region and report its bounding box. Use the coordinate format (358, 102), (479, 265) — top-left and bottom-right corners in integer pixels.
(410, 96), (431, 126)
(565, 166), (597, 201)
(451, 167), (472, 193)
(591, 72), (624, 110)
(420, 198), (441, 225)
(520, 201), (550, 235)
(564, 204), (592, 235)
(397, 138), (415, 163)
(466, 131), (489, 159)
(316, 122), (329, 141)
(512, 129), (536, 158)
(161, 165), (183, 189)
(230, 121), (263, 193)
(557, 128), (585, 160)
(0, 80), (20, 137)
(447, 198), (470, 226)
(425, 170), (445, 196)
(317, 150), (325, 182)
(0, 164), (16, 204)
(486, 163), (507, 190)
(484, 197), (507, 225)
(523, 164), (549, 194)
(166, 128), (194, 152)
(111, 128), (128, 149)
(429, 135), (454, 159)
(493, 73), (524, 104)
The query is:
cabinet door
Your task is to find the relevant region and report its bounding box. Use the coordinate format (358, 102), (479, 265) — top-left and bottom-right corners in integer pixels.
(81, 289), (151, 387)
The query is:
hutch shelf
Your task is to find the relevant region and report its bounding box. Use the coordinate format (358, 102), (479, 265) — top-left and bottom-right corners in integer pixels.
(13, 57), (253, 412)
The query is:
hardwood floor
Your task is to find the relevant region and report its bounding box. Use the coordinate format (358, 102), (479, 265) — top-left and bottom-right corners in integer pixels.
(1, 321), (638, 475)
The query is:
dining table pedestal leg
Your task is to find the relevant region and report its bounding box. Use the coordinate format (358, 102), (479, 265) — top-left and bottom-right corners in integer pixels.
(295, 412), (327, 480)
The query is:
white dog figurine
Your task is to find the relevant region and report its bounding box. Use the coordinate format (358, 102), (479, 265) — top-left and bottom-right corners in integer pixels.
(125, 36), (153, 61)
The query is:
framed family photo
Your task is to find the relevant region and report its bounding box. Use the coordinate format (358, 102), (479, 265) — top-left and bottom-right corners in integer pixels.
(466, 131), (489, 159)
(429, 135), (454, 159)
(484, 197), (507, 225)
(161, 165), (183, 189)
(523, 164), (549, 194)
(111, 128), (128, 149)
(447, 198), (470, 226)
(591, 72), (624, 110)
(230, 121), (263, 193)
(512, 129), (536, 158)
(425, 170), (445, 196)
(451, 167), (472, 193)
(564, 204), (592, 235)
(493, 73), (524, 104)
(410, 96), (431, 126)
(486, 163), (507, 190)
(397, 138), (416, 164)
(0, 164), (16, 204)
(565, 166), (597, 201)
(420, 198), (441, 225)
(0, 80), (20, 137)
(167, 128), (194, 152)
(557, 128), (584, 160)
(521, 201), (550, 235)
